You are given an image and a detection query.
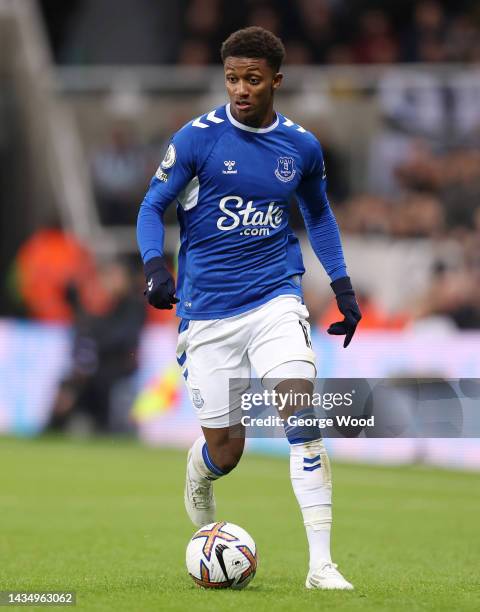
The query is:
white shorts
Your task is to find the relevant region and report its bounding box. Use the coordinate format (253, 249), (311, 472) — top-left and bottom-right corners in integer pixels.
(176, 295), (316, 428)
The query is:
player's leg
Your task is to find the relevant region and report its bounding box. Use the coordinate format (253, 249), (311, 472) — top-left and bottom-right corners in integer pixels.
(200, 423), (245, 474)
(178, 317), (249, 527)
(185, 423), (245, 527)
(265, 369), (352, 590)
(248, 296), (353, 590)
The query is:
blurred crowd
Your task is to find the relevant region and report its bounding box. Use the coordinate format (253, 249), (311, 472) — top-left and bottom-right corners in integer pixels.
(90, 122), (156, 226)
(338, 146), (480, 238)
(7, 222), (177, 434)
(84, 89), (480, 332)
(1, 0), (475, 438)
(176, 0), (480, 66)
(5, 0), (480, 335)
(40, 0), (480, 66)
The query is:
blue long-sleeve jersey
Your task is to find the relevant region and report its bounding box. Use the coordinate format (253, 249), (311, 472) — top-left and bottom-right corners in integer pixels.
(137, 103), (347, 320)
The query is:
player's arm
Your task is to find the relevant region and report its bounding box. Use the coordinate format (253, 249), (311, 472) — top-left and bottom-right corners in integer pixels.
(296, 140), (361, 347)
(137, 132), (195, 309)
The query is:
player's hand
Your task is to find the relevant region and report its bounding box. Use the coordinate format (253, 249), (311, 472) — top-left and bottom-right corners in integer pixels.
(143, 256), (179, 310)
(327, 276), (362, 348)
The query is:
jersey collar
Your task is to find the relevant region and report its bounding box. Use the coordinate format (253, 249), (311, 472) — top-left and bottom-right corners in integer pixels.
(225, 104), (279, 133)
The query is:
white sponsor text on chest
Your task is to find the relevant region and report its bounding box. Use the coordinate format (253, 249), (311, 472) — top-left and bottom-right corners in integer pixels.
(216, 196), (283, 236)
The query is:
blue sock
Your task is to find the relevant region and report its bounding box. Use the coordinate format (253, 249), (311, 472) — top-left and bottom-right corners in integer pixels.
(189, 437), (226, 481)
(201, 442), (225, 478)
(284, 407), (322, 445)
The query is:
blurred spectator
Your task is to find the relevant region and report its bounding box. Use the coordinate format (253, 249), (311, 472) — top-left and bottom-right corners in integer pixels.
(402, 0), (447, 63)
(177, 39), (213, 65)
(352, 9), (399, 64)
(181, 0), (222, 62)
(450, 64), (480, 144)
(417, 38), (447, 63)
(284, 41), (314, 65)
(338, 191), (445, 239)
(47, 259), (146, 433)
(185, 0), (222, 38)
(378, 67), (446, 141)
(13, 223), (108, 322)
(91, 122), (150, 225)
(337, 195), (392, 236)
(392, 193), (445, 238)
(246, 3), (281, 35)
(395, 147), (480, 229)
(445, 14), (480, 62)
(413, 260), (480, 329)
(369, 67), (447, 195)
(324, 44), (354, 65)
(296, 0), (337, 63)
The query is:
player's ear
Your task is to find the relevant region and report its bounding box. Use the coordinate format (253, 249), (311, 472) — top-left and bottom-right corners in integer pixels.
(272, 72), (283, 91)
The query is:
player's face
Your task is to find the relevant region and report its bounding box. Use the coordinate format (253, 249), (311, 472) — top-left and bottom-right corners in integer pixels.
(224, 57), (283, 128)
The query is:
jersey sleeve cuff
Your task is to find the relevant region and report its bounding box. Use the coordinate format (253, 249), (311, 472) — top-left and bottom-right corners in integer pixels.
(329, 266), (348, 283)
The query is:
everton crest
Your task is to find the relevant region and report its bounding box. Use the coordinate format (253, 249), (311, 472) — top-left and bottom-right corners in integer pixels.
(191, 388), (204, 409)
(275, 156), (296, 182)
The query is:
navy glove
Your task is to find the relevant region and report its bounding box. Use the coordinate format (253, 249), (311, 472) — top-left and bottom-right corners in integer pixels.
(144, 257), (179, 310)
(327, 276), (362, 348)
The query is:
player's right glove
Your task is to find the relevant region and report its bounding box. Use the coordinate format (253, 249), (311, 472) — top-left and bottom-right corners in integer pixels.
(327, 276), (362, 348)
(143, 256), (179, 310)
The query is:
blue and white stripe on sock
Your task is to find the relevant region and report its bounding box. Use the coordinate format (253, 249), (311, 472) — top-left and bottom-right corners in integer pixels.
(303, 454), (322, 471)
(201, 443), (225, 478)
(284, 407), (322, 445)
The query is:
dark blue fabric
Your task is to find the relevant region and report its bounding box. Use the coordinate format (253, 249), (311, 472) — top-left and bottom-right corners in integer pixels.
(284, 407), (322, 445)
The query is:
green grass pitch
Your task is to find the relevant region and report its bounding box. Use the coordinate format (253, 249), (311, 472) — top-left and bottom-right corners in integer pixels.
(1, 437), (479, 611)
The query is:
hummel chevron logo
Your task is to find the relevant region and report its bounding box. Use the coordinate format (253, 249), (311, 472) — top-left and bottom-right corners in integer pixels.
(283, 118), (306, 133)
(147, 278), (153, 291)
(303, 454), (321, 471)
(192, 109), (224, 128)
(207, 110), (224, 123)
(192, 117), (209, 128)
(304, 454), (321, 464)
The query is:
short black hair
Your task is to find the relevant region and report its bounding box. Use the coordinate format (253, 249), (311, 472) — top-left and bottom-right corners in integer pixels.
(221, 26), (285, 72)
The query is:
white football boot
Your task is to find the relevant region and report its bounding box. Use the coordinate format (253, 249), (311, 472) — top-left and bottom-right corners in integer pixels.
(306, 562), (354, 590)
(184, 448), (216, 527)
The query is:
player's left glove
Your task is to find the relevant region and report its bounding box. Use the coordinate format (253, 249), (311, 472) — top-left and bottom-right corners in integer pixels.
(143, 256), (179, 310)
(327, 276), (362, 348)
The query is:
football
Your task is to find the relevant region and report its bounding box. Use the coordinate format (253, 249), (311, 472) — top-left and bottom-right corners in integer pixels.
(186, 521), (258, 589)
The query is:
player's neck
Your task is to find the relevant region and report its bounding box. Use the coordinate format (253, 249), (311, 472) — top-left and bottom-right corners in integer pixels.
(230, 105), (276, 129)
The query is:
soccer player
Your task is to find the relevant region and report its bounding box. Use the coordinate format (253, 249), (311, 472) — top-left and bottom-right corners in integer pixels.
(137, 27), (361, 590)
